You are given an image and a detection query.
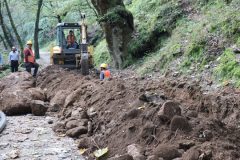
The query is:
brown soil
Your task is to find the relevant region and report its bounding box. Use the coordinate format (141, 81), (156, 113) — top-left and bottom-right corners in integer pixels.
(12, 66), (240, 159)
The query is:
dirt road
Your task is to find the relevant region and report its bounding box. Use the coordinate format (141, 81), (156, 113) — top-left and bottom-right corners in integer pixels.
(0, 53), (85, 159)
(37, 51), (50, 69)
(0, 115), (84, 160)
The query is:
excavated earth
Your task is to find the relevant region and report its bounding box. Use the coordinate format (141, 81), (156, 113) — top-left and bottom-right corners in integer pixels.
(1, 66), (240, 160)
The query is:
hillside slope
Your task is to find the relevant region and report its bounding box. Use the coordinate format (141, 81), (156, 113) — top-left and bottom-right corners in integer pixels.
(129, 0), (240, 86)
(94, 0), (240, 87)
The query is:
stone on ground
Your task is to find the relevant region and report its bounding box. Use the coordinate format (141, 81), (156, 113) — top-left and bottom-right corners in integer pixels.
(158, 101), (181, 121)
(153, 144), (181, 160)
(170, 115), (192, 132)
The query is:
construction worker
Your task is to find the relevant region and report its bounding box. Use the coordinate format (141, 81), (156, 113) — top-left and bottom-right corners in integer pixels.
(24, 40), (39, 77)
(8, 46), (20, 72)
(100, 63), (111, 80)
(67, 30), (77, 49)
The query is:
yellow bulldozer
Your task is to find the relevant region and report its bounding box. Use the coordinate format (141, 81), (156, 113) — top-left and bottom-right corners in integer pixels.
(50, 14), (93, 75)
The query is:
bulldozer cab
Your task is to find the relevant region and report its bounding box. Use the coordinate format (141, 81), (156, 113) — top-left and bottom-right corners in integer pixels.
(51, 14), (92, 75)
(56, 23), (81, 51)
(53, 23), (81, 66)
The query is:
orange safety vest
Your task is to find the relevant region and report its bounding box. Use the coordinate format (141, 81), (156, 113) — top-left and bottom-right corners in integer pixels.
(104, 70), (111, 79)
(24, 48), (35, 63)
(67, 35), (75, 44)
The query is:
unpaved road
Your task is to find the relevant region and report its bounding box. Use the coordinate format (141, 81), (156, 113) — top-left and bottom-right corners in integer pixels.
(0, 115), (84, 160)
(37, 51), (50, 69)
(0, 52), (85, 159)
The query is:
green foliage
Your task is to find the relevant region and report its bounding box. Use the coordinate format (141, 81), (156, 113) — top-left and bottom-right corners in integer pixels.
(0, 0), (98, 49)
(127, 0), (182, 59)
(98, 6), (133, 27)
(214, 49), (240, 86)
(134, 0), (240, 80)
(93, 40), (111, 67)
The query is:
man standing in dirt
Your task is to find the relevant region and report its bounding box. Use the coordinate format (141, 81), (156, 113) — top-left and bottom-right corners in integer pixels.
(8, 46), (20, 72)
(24, 40), (39, 77)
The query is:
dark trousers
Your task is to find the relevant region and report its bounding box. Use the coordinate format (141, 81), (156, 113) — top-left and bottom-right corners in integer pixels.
(10, 60), (19, 72)
(25, 62), (39, 76)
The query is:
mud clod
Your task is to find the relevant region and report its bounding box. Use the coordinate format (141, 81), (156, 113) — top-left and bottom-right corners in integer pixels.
(170, 116), (192, 132)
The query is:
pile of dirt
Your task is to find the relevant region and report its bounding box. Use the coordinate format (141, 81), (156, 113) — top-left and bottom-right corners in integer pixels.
(5, 65), (240, 159)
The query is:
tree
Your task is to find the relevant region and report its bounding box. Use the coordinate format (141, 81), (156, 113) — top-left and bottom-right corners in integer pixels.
(0, 34), (7, 49)
(91, 0), (134, 68)
(4, 0), (24, 55)
(0, 1), (13, 48)
(34, 0), (43, 59)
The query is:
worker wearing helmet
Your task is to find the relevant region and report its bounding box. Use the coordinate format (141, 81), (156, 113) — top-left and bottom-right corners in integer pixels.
(24, 40), (39, 77)
(67, 30), (77, 49)
(100, 63), (111, 80)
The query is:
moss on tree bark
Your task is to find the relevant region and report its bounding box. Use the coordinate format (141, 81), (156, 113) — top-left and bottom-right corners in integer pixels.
(91, 0), (134, 68)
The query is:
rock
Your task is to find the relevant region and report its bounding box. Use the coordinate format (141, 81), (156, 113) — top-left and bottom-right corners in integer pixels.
(158, 101), (181, 121)
(146, 155), (158, 160)
(139, 92), (165, 104)
(30, 100), (48, 116)
(170, 116), (192, 132)
(127, 144), (145, 160)
(179, 141), (195, 151)
(202, 130), (213, 141)
(187, 111), (198, 118)
(177, 82), (186, 88)
(50, 90), (68, 110)
(48, 103), (60, 112)
(87, 121), (92, 135)
(7, 150), (20, 159)
(65, 120), (79, 129)
(0, 72), (47, 116)
(107, 154), (134, 160)
(232, 45), (240, 53)
(77, 137), (91, 148)
(199, 150), (212, 160)
(27, 87), (46, 101)
(79, 111), (89, 119)
(124, 108), (142, 120)
(47, 119), (54, 124)
(66, 126), (88, 138)
(182, 148), (200, 160)
(139, 122), (155, 143)
(87, 107), (97, 117)
(52, 122), (65, 132)
(153, 144), (181, 160)
(71, 108), (83, 117)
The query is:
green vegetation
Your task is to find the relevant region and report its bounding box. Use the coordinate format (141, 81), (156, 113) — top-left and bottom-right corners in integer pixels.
(215, 49), (240, 87)
(93, 40), (111, 67)
(126, 0), (182, 59)
(126, 0), (240, 87)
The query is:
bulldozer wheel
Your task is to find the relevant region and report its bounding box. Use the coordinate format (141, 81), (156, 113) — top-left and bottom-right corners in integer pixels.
(53, 58), (57, 65)
(81, 58), (89, 75)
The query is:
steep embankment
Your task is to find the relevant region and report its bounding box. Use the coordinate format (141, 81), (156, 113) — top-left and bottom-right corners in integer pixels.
(34, 66), (240, 159)
(129, 0), (240, 87)
(94, 0), (240, 87)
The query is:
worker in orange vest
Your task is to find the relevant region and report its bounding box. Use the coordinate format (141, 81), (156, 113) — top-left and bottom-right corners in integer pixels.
(24, 40), (39, 77)
(100, 63), (111, 80)
(67, 30), (77, 49)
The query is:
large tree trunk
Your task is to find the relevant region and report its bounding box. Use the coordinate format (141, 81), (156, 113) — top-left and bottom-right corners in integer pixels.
(34, 0), (43, 59)
(0, 1), (13, 48)
(91, 0), (134, 68)
(4, 0), (24, 55)
(0, 34), (8, 50)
